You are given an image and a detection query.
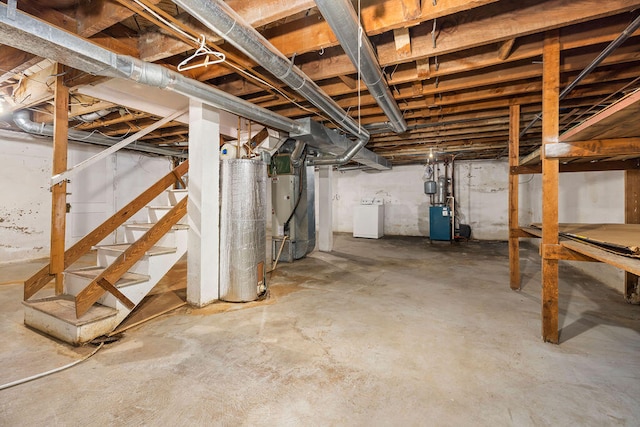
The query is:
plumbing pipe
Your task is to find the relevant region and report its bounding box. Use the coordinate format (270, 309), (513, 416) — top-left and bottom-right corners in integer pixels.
(315, 0), (407, 134)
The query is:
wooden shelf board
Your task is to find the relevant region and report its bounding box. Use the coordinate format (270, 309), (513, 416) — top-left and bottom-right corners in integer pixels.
(561, 239), (640, 276)
(561, 89), (640, 142)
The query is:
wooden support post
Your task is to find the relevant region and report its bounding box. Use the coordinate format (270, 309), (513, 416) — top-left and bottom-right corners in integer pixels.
(541, 31), (560, 343)
(50, 63), (68, 295)
(508, 104), (521, 290)
(625, 169), (640, 303)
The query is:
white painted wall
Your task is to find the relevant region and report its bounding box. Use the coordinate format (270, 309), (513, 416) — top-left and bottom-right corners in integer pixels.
(520, 170), (626, 292)
(0, 130), (170, 264)
(329, 160), (509, 240)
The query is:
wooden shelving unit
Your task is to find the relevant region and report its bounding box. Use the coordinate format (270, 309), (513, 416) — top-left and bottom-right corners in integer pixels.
(508, 32), (640, 343)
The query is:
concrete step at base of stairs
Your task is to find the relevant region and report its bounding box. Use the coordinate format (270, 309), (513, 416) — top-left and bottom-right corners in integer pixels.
(23, 295), (117, 345)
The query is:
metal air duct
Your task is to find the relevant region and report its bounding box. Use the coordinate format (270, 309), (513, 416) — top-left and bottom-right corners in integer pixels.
(0, 4), (390, 168)
(0, 3), (302, 136)
(315, 0), (407, 134)
(13, 110), (187, 158)
(172, 0), (371, 165)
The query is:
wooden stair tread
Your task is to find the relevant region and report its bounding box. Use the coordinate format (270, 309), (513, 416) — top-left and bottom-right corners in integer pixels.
(23, 295), (116, 326)
(125, 222), (189, 230)
(66, 267), (150, 287)
(95, 244), (177, 256)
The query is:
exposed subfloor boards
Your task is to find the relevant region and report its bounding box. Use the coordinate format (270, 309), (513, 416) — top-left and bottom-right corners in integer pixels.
(1, 235), (639, 424)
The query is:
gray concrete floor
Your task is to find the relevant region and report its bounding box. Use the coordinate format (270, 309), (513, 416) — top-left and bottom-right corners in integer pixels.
(1, 234), (639, 425)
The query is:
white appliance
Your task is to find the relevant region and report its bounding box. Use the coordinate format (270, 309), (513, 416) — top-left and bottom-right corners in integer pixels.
(353, 198), (384, 239)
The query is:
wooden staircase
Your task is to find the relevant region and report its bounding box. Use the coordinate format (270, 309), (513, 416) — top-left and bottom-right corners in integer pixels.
(23, 161), (189, 345)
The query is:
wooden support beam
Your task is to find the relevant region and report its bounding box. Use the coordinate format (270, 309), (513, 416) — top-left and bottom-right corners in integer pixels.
(498, 38), (516, 60)
(541, 244), (598, 262)
(512, 159), (640, 174)
(338, 75), (358, 90)
(508, 104), (521, 290)
(510, 228), (538, 238)
(562, 240), (640, 277)
(416, 58), (431, 79)
(393, 27), (412, 57)
(412, 81), (424, 96)
(541, 30), (560, 344)
(625, 170), (640, 303)
(545, 138), (640, 159)
(249, 127), (270, 149)
(76, 0), (162, 37)
(50, 63), (68, 295)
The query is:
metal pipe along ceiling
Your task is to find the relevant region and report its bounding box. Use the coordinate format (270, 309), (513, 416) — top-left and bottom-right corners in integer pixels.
(172, 0), (372, 165)
(0, 3), (302, 136)
(315, 0), (407, 134)
(13, 110), (188, 158)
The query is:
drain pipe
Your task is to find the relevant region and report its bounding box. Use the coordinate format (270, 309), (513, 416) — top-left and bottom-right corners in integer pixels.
(315, 0), (407, 134)
(13, 110), (187, 158)
(173, 0), (370, 165)
(520, 13), (640, 137)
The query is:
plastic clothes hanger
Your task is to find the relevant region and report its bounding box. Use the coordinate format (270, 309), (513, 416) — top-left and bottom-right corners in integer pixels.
(177, 35), (225, 72)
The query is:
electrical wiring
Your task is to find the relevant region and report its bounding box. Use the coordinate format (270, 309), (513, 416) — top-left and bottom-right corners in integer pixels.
(0, 343), (104, 391)
(131, 0), (327, 124)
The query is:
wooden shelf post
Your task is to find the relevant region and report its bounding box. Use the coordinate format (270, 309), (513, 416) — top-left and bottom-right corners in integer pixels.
(50, 63), (69, 295)
(541, 30), (560, 343)
(625, 170), (640, 303)
(508, 104), (521, 290)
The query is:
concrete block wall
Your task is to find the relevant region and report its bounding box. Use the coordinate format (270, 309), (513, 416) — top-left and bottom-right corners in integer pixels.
(0, 130), (170, 264)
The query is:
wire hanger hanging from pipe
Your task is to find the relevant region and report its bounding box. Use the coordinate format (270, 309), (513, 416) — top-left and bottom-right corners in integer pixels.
(177, 34), (226, 72)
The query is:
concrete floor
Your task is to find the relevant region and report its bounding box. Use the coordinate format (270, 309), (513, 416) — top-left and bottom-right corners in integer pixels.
(1, 234), (639, 425)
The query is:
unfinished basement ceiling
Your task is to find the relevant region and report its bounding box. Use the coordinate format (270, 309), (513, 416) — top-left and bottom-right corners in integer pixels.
(1, 0), (640, 164)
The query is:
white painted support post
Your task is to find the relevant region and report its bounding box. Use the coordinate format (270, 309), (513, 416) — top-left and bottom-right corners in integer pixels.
(318, 166), (333, 252)
(187, 100), (220, 306)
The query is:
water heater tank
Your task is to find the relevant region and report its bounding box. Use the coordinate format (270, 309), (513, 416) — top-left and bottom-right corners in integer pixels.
(424, 180), (437, 195)
(219, 159), (267, 302)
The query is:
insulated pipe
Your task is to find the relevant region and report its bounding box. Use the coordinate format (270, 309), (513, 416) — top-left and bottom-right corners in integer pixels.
(0, 4), (302, 136)
(315, 0), (407, 134)
(13, 110), (188, 158)
(75, 108), (116, 123)
(520, 13), (640, 137)
(172, 0), (370, 163)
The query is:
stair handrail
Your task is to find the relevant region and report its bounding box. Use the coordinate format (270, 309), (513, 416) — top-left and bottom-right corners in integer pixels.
(75, 196), (188, 317)
(24, 160), (189, 300)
